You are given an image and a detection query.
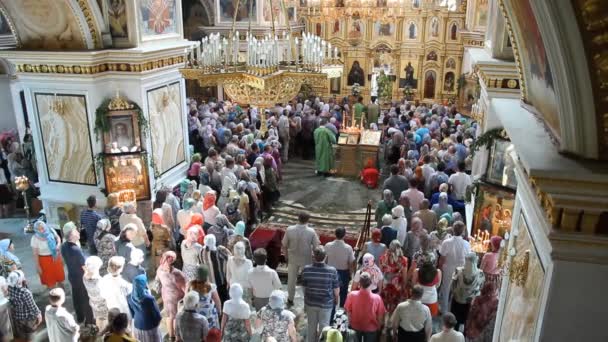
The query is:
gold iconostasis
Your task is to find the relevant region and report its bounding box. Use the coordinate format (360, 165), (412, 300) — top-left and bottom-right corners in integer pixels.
(301, 4), (466, 102)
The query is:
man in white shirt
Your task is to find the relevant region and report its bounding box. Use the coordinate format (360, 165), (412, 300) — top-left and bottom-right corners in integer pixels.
(391, 285), (432, 342)
(282, 212), (321, 304)
(401, 180), (425, 212)
(448, 161), (472, 201)
(247, 248), (282, 311)
(324, 227), (355, 307)
(430, 313), (465, 342)
(438, 221), (471, 313)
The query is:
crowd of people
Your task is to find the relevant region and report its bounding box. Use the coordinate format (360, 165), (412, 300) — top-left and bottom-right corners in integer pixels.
(0, 95), (505, 342)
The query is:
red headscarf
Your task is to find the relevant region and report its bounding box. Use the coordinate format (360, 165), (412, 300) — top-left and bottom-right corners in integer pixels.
(371, 228), (382, 243)
(187, 213), (206, 245)
(151, 208), (164, 225)
(206, 328), (222, 342)
(203, 191), (217, 210)
(490, 236), (502, 252)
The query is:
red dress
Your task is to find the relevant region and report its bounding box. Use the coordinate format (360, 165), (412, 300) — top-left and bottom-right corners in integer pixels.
(379, 253), (408, 312)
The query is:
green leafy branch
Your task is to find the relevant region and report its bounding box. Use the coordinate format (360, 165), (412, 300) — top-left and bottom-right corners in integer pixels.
(470, 128), (509, 157)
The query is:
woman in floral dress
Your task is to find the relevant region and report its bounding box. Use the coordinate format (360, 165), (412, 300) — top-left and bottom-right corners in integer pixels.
(155, 251), (186, 341)
(379, 240), (408, 313)
(181, 228), (203, 282)
(221, 283), (251, 341)
(257, 290), (297, 342)
(94, 219), (116, 276)
(83, 256), (109, 331)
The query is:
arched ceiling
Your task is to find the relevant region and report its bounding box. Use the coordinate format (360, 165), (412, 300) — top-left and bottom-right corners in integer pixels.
(0, 0), (104, 50)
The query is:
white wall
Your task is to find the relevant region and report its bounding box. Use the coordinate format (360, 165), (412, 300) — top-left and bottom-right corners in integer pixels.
(0, 76), (18, 133)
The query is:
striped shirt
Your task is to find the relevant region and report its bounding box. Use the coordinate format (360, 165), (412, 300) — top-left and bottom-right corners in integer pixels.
(80, 209), (102, 235)
(301, 262), (339, 309)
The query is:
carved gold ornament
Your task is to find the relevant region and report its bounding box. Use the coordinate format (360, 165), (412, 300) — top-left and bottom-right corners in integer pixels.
(107, 89), (134, 111)
(507, 79), (518, 88)
(15, 56), (185, 75)
(509, 249), (530, 287)
(76, 0), (101, 48)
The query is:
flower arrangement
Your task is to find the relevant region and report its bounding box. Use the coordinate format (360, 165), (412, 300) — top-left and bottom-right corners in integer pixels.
(351, 83), (361, 96)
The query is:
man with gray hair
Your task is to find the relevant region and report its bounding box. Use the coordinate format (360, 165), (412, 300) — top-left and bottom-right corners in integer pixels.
(118, 202), (149, 249)
(380, 214), (397, 247)
(176, 291), (209, 341)
(375, 189), (397, 228)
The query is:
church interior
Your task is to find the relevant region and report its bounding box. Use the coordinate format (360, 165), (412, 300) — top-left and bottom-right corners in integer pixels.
(0, 0), (606, 341)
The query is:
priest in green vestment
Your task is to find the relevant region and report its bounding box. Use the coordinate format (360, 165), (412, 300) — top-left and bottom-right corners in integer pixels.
(314, 119), (336, 175)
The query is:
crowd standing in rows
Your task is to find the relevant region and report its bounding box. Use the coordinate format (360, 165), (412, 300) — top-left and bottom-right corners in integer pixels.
(0, 96), (504, 342)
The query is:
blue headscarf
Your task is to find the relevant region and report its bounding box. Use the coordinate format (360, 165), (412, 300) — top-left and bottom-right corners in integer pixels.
(130, 274), (150, 311)
(0, 239), (19, 263)
(34, 221), (57, 258)
(235, 221), (246, 236)
(183, 198), (196, 211)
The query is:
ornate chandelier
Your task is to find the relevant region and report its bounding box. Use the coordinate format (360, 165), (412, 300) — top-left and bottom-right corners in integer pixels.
(179, 0), (343, 124)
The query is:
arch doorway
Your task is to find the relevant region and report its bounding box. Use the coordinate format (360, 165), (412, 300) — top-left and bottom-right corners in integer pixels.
(424, 70), (436, 98)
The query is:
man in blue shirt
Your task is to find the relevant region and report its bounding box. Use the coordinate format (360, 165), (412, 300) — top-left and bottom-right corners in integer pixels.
(301, 246), (340, 342)
(79, 195), (101, 254)
(60, 228), (94, 325)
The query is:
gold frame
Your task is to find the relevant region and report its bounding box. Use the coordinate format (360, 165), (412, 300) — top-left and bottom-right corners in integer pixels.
(102, 109), (142, 154)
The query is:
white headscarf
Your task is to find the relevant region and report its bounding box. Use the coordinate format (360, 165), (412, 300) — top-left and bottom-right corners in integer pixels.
(391, 205), (408, 245)
(223, 284), (251, 319)
(7, 270), (24, 288)
(85, 256), (103, 278)
(204, 234), (217, 251)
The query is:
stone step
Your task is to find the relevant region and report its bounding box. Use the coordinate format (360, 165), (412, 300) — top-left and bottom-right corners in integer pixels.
(275, 199), (370, 214)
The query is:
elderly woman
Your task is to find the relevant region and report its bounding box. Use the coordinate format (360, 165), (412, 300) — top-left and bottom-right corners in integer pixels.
(379, 240), (409, 313)
(94, 218), (116, 276)
(155, 251), (186, 341)
(83, 256), (108, 330)
(181, 228), (203, 282)
(0, 239), (20, 277)
(128, 274), (162, 342)
(7, 270), (41, 341)
(222, 283), (252, 341)
(119, 202), (150, 250)
(31, 221), (64, 289)
(257, 290), (297, 342)
(203, 191), (221, 228)
(403, 217), (428, 262)
(105, 193), (123, 236)
(352, 253), (383, 294)
(176, 291), (209, 342)
(100, 256), (132, 320)
(451, 253), (485, 331)
(177, 198), (195, 236)
(201, 234), (231, 303)
(432, 192), (453, 219)
(208, 214), (234, 248)
(188, 265), (222, 329)
(150, 208), (174, 270)
(375, 189), (397, 228)
(227, 221), (253, 259)
(480, 236), (503, 289)
(226, 241), (253, 293)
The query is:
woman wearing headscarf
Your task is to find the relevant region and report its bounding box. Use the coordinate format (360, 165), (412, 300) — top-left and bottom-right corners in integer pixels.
(177, 198), (195, 236)
(234, 181), (250, 224)
(31, 221), (64, 289)
(150, 208), (174, 270)
(0, 239), (20, 277)
(203, 190), (221, 229)
(208, 214), (235, 248)
(186, 212), (206, 244)
(181, 228), (203, 282)
(257, 290), (297, 342)
(450, 252), (485, 331)
(465, 282), (499, 341)
(261, 154), (280, 214)
(155, 251), (186, 341)
(391, 205), (408, 246)
(480, 236), (503, 289)
(201, 234), (231, 303)
(379, 240), (408, 313)
(188, 265), (222, 329)
(93, 219), (116, 276)
(100, 256), (132, 320)
(352, 253), (383, 294)
(226, 241), (253, 294)
(224, 192), (242, 224)
(360, 158), (380, 189)
(227, 221), (253, 259)
(7, 270), (41, 340)
(83, 256), (108, 330)
(361, 228), (387, 264)
(127, 274), (162, 342)
(221, 283), (252, 341)
(431, 192), (453, 219)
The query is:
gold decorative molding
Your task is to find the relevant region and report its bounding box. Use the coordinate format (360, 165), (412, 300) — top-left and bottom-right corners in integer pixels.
(509, 249), (530, 287)
(571, 0), (608, 159)
(15, 56), (185, 75)
(496, 0), (525, 102)
(76, 0), (101, 49)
